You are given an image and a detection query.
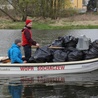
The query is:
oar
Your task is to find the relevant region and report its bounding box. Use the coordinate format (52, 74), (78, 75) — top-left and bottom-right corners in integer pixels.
(48, 46), (65, 49)
(31, 45), (39, 49)
(32, 45), (65, 49)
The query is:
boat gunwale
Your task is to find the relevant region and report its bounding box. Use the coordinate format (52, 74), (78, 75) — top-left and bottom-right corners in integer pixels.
(0, 58), (98, 67)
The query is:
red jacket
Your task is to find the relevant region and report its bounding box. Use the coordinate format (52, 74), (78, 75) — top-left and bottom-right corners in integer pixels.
(22, 27), (36, 46)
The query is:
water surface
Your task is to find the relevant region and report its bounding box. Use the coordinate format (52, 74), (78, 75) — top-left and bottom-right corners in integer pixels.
(0, 29), (98, 56)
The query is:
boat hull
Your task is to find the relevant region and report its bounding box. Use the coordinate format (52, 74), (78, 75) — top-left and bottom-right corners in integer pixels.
(0, 58), (98, 74)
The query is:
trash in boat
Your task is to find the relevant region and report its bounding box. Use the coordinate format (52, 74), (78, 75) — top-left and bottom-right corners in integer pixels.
(76, 35), (91, 50)
(29, 35), (98, 63)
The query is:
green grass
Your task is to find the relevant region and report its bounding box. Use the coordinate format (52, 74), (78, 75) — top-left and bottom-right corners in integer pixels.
(0, 20), (98, 30)
(26, 23), (98, 30)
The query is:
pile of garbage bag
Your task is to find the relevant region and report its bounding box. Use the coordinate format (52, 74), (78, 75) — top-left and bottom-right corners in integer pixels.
(83, 40), (98, 60)
(29, 35), (98, 63)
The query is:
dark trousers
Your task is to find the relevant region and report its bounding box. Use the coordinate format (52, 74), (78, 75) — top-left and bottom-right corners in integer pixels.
(23, 45), (31, 62)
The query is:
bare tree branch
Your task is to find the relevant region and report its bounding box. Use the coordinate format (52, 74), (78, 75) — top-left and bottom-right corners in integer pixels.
(0, 8), (17, 21)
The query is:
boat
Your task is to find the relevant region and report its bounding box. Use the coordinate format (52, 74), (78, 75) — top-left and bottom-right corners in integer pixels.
(0, 35), (96, 75)
(0, 57), (98, 75)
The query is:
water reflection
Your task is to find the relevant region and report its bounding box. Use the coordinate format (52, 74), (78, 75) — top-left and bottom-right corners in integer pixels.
(0, 70), (98, 98)
(8, 83), (23, 98)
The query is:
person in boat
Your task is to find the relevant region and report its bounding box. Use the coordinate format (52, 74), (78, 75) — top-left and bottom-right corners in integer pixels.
(8, 39), (27, 63)
(21, 19), (39, 62)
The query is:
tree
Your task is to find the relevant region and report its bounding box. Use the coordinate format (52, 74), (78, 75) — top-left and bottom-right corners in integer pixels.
(96, 0), (98, 12)
(0, 0), (36, 21)
(0, 0), (18, 21)
(0, 0), (71, 21)
(87, 0), (97, 12)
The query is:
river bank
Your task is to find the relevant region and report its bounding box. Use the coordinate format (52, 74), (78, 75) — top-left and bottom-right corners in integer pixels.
(0, 14), (98, 30)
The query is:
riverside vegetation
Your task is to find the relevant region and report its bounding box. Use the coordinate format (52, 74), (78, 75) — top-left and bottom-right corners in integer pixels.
(0, 13), (98, 30)
(0, 0), (98, 30)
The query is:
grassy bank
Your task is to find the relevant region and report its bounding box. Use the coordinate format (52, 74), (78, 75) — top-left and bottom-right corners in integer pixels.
(1, 21), (98, 30)
(0, 14), (98, 30)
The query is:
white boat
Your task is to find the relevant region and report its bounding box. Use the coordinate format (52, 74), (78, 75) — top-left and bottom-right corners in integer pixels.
(0, 57), (98, 75)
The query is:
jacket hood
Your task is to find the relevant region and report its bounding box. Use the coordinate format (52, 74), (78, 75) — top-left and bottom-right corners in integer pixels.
(11, 43), (20, 49)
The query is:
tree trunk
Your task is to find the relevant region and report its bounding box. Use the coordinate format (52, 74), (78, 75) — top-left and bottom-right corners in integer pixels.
(0, 8), (18, 21)
(96, 0), (98, 12)
(22, 15), (27, 21)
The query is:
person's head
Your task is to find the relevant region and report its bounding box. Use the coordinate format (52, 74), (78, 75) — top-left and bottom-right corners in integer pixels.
(14, 39), (22, 47)
(25, 19), (32, 27)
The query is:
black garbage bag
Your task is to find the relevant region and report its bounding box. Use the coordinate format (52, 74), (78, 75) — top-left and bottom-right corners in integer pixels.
(53, 50), (68, 62)
(29, 57), (36, 63)
(67, 47), (76, 52)
(67, 48), (83, 61)
(29, 46), (53, 63)
(51, 37), (64, 47)
(63, 35), (78, 48)
(92, 40), (98, 48)
(84, 40), (98, 60)
(84, 47), (98, 60)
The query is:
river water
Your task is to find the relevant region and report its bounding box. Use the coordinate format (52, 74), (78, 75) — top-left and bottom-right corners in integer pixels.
(0, 29), (98, 98)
